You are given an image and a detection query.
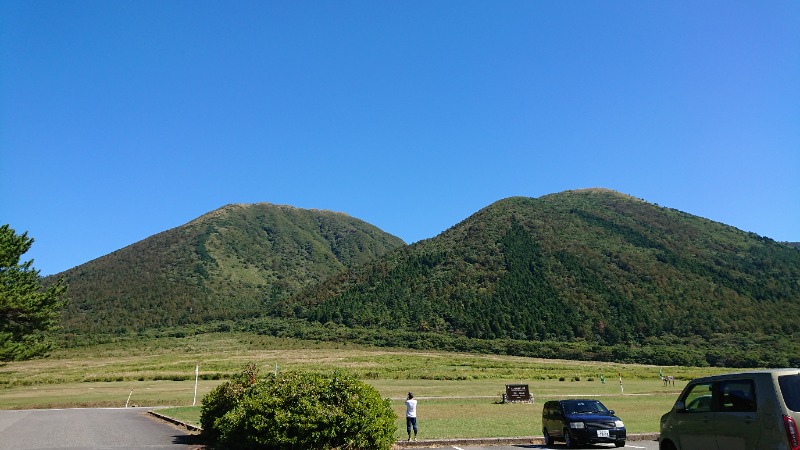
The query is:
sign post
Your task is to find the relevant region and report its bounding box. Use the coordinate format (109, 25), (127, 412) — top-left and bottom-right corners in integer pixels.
(193, 365), (199, 406)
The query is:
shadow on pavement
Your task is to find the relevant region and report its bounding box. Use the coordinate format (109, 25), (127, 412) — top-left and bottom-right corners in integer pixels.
(172, 433), (209, 448)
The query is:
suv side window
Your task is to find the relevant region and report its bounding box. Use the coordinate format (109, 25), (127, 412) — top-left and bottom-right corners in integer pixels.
(683, 382), (713, 412)
(719, 379), (756, 412)
(778, 375), (800, 412)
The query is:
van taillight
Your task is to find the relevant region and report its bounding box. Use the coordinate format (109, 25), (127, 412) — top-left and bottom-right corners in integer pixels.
(784, 415), (800, 450)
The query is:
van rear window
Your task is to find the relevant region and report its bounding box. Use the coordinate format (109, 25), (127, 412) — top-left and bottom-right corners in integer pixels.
(778, 375), (800, 412)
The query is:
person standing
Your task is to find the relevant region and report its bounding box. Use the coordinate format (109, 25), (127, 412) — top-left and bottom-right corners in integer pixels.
(405, 392), (418, 441)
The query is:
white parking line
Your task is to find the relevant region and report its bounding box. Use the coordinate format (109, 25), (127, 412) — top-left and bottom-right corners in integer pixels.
(626, 445), (648, 449)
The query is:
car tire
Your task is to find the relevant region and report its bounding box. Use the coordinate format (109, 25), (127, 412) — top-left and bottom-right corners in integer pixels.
(660, 440), (677, 450)
(564, 428), (577, 448)
(543, 428), (553, 446)
(615, 440), (625, 447)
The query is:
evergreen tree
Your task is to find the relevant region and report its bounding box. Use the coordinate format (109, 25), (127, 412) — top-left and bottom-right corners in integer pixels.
(0, 225), (67, 360)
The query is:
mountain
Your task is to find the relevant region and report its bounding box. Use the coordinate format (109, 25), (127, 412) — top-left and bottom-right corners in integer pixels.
(282, 189), (800, 351)
(50, 189), (800, 367)
(54, 204), (405, 333)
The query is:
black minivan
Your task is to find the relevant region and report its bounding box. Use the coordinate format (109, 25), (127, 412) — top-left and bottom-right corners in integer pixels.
(542, 399), (626, 448)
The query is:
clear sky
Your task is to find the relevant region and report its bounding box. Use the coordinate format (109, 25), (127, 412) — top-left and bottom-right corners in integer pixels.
(2, 1), (799, 276)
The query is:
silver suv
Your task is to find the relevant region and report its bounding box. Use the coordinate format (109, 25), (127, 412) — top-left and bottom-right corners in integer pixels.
(659, 369), (800, 450)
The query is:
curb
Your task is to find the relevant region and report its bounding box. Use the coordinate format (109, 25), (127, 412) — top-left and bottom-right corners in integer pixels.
(393, 433), (659, 448)
(148, 410), (203, 432)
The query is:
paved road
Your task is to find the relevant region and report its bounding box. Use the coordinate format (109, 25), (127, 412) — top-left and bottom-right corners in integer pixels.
(0, 407), (660, 450)
(424, 442), (659, 450)
(0, 407), (203, 450)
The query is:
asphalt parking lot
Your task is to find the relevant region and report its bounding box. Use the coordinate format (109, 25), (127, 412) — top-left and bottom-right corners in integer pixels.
(395, 433), (660, 449)
(0, 407), (660, 450)
(0, 407), (202, 450)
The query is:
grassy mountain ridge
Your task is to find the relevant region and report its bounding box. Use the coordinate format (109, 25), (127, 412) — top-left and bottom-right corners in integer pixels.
(55, 203), (405, 333)
(283, 189), (800, 351)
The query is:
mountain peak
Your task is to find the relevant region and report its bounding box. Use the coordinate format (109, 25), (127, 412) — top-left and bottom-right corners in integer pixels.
(56, 203), (405, 334)
(296, 189), (800, 354)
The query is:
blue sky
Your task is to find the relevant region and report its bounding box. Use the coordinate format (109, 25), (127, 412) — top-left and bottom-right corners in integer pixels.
(2, 1), (798, 276)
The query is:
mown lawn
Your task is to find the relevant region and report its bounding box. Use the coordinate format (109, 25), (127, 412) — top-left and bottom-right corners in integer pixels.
(1, 333), (723, 439)
(158, 379), (680, 440)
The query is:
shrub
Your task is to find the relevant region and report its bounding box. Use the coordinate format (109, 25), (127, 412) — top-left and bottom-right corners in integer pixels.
(201, 365), (396, 450)
(200, 363), (259, 439)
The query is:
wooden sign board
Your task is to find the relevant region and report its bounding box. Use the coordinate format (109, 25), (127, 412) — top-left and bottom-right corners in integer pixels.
(505, 384), (531, 402)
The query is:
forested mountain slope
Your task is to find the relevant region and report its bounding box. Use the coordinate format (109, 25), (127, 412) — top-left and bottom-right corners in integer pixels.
(283, 189), (800, 350)
(54, 204), (405, 333)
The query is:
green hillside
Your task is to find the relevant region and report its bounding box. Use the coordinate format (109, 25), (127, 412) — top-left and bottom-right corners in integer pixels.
(279, 189), (800, 365)
(54, 204), (405, 334)
(49, 189), (800, 367)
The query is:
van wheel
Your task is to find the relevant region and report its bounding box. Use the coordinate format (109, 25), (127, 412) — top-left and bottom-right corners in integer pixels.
(542, 428), (553, 446)
(563, 428), (576, 448)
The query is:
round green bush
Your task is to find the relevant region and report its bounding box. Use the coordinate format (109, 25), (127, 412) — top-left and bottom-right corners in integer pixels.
(201, 365), (396, 450)
(200, 363), (259, 439)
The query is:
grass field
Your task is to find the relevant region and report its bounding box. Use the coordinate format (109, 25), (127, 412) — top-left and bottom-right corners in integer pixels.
(158, 378), (685, 440)
(0, 332), (729, 439)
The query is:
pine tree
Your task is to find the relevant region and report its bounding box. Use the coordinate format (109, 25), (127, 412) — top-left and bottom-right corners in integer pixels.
(0, 224), (67, 360)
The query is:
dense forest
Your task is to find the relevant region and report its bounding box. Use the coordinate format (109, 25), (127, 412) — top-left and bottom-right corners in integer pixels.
(49, 189), (800, 367)
(273, 189), (800, 366)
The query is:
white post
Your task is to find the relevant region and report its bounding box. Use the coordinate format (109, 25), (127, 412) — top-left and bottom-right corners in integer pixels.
(193, 365), (199, 406)
(125, 389), (133, 408)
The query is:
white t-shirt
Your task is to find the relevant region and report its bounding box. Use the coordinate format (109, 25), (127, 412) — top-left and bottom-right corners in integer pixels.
(406, 398), (417, 418)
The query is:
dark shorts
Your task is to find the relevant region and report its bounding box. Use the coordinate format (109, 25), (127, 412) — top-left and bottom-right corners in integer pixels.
(406, 417), (417, 432)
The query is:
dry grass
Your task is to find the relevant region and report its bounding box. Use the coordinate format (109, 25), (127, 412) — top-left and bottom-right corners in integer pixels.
(1, 332), (724, 438)
(154, 378), (684, 439)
